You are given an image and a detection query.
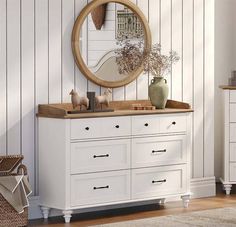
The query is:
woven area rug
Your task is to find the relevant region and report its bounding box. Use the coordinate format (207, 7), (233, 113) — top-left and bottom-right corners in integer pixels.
(91, 207), (236, 227)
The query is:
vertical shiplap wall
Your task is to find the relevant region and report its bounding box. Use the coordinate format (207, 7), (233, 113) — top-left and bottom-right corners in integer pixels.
(0, 0), (214, 195)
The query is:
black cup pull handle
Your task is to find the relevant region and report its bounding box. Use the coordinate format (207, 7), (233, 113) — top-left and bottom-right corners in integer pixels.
(85, 127), (90, 131)
(93, 154), (109, 158)
(144, 123), (149, 127)
(152, 149), (167, 153)
(152, 179), (167, 184)
(115, 125), (120, 128)
(172, 121), (176, 125)
(93, 185), (109, 190)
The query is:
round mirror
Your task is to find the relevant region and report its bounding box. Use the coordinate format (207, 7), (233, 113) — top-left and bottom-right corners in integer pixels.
(72, 0), (152, 88)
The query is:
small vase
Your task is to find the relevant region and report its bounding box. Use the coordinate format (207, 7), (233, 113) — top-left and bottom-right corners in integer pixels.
(91, 4), (107, 30)
(149, 77), (169, 109)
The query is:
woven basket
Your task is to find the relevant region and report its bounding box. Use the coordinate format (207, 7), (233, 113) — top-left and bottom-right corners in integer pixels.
(0, 164), (28, 227)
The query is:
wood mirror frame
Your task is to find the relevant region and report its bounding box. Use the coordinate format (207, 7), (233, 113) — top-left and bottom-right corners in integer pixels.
(72, 0), (152, 88)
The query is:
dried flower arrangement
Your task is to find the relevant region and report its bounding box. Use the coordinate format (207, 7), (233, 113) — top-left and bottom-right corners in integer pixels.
(115, 40), (180, 77)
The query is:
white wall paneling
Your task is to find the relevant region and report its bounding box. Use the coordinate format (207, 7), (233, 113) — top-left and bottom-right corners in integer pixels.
(0, 0), (215, 197)
(7, 0), (21, 155)
(193, 0), (204, 178)
(204, 0), (214, 177)
(0, 0), (7, 155)
(161, 0), (172, 99)
(21, 0), (35, 194)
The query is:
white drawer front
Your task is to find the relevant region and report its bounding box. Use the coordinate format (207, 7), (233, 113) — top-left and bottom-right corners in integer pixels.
(71, 117), (131, 140)
(230, 163), (236, 181)
(71, 139), (131, 174)
(230, 124), (236, 142)
(71, 170), (130, 207)
(230, 143), (236, 162)
(230, 91), (236, 103)
(230, 104), (236, 122)
(132, 136), (187, 168)
(132, 165), (187, 199)
(159, 115), (187, 133)
(132, 115), (160, 135)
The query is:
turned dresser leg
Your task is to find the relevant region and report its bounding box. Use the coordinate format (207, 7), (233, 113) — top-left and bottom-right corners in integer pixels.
(223, 184), (232, 195)
(63, 210), (73, 223)
(158, 198), (166, 205)
(181, 195), (191, 208)
(41, 206), (50, 219)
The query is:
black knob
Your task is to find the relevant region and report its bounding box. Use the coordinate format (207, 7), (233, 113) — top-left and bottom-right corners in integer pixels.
(85, 127), (90, 131)
(172, 122), (176, 125)
(115, 125), (120, 128)
(144, 123), (149, 127)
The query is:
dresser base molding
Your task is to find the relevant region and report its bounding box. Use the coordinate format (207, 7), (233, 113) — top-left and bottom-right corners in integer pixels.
(190, 177), (216, 198)
(39, 193), (190, 223)
(29, 177), (215, 220)
(219, 178), (232, 195)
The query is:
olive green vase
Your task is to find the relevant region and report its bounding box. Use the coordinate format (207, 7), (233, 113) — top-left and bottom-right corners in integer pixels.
(149, 77), (169, 109)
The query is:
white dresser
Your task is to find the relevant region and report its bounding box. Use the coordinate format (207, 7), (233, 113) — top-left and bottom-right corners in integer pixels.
(220, 86), (236, 195)
(38, 105), (192, 223)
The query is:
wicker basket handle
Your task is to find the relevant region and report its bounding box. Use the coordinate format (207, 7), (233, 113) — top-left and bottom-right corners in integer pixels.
(17, 164), (28, 176)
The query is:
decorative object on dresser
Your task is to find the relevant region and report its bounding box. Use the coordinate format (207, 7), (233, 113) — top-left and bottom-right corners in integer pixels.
(0, 155), (32, 227)
(95, 88), (112, 110)
(72, 0), (152, 88)
(219, 85), (236, 195)
(69, 89), (89, 110)
(116, 41), (180, 109)
(37, 100), (193, 223)
(91, 3), (108, 30)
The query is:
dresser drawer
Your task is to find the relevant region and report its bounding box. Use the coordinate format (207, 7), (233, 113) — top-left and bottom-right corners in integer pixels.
(71, 170), (130, 207)
(230, 163), (236, 181)
(70, 117), (131, 140)
(230, 124), (236, 142)
(159, 115), (187, 133)
(230, 104), (236, 122)
(132, 135), (187, 168)
(71, 139), (131, 174)
(132, 115), (160, 135)
(230, 91), (236, 103)
(230, 143), (236, 162)
(132, 165), (186, 199)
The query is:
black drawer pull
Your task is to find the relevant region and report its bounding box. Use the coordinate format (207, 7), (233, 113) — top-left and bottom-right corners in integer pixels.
(85, 127), (90, 131)
(93, 185), (109, 190)
(144, 123), (149, 127)
(172, 121), (176, 125)
(115, 125), (120, 128)
(152, 179), (167, 184)
(93, 154), (109, 158)
(152, 149), (167, 153)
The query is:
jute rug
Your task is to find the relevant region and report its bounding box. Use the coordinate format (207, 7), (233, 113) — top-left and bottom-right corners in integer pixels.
(91, 207), (236, 227)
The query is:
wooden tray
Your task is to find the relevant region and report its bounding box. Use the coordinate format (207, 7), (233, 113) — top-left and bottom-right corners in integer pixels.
(37, 100), (193, 119)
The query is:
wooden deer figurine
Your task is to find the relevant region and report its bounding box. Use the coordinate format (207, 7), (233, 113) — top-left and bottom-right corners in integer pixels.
(95, 88), (112, 109)
(69, 89), (89, 110)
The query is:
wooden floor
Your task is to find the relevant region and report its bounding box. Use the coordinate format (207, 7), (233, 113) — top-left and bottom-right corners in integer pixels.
(29, 185), (236, 227)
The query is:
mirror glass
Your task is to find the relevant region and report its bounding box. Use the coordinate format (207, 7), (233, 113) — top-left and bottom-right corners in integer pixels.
(79, 3), (145, 83)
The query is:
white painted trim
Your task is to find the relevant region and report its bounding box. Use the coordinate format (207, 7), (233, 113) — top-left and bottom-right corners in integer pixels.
(190, 177), (216, 199)
(28, 177), (216, 220)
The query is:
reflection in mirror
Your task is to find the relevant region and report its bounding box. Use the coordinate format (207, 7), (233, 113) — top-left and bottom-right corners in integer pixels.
(80, 3), (145, 83)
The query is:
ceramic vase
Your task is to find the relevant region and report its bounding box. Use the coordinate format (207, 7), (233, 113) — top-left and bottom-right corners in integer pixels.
(149, 77), (169, 109)
(91, 4), (107, 30)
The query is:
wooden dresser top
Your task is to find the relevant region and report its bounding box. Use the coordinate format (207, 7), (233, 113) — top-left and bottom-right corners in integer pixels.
(219, 85), (236, 90)
(37, 100), (193, 119)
